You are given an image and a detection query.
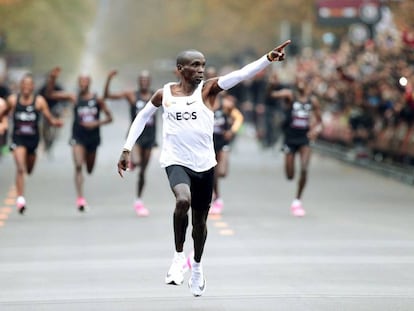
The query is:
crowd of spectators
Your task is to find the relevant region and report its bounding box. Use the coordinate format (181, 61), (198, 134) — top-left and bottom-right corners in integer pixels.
(302, 28), (414, 166)
(228, 25), (414, 168)
(1, 19), (414, 169)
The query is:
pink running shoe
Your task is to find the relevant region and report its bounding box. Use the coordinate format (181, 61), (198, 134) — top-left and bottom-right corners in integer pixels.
(76, 197), (88, 212)
(16, 196), (26, 215)
(186, 254), (192, 271)
(134, 201), (149, 217)
(290, 199), (306, 217)
(209, 198), (223, 215)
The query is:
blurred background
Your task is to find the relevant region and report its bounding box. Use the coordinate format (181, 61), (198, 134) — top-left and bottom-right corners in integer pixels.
(1, 0), (414, 182)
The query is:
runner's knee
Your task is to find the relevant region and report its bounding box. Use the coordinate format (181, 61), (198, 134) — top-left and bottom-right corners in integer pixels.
(16, 165), (25, 175)
(175, 196), (190, 215)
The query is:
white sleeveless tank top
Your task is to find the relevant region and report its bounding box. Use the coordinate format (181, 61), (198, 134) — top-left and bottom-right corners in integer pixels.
(160, 81), (217, 172)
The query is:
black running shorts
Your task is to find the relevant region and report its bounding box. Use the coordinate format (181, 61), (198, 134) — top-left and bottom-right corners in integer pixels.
(10, 136), (39, 155)
(70, 137), (100, 153)
(282, 141), (309, 154)
(165, 165), (214, 210)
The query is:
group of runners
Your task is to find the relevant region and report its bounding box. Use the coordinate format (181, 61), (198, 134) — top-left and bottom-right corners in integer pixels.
(0, 40), (323, 297)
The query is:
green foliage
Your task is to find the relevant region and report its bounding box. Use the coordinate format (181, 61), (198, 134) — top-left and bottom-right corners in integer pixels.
(0, 0), (409, 84)
(0, 0), (97, 76)
(96, 0), (323, 71)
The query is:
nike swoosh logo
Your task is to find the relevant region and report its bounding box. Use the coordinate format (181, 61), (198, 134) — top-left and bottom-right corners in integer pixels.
(199, 279), (205, 291)
(186, 101), (196, 105)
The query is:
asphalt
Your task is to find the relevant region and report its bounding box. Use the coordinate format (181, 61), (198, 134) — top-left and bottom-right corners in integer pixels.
(0, 103), (413, 311)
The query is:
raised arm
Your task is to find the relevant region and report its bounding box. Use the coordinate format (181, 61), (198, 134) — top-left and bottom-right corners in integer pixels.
(46, 67), (76, 102)
(270, 88), (294, 101)
(104, 70), (134, 103)
(205, 40), (291, 97)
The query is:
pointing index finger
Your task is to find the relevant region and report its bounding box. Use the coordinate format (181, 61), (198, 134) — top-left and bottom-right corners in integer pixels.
(276, 40), (291, 51)
(118, 168), (124, 178)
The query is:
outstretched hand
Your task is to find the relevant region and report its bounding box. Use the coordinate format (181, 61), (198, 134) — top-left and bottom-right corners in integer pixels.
(268, 40), (291, 62)
(108, 70), (118, 78)
(53, 118), (64, 128)
(50, 66), (61, 78)
(117, 150), (130, 177)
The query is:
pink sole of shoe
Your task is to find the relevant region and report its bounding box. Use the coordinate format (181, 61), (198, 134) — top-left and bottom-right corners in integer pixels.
(135, 207), (149, 217)
(136, 212), (149, 217)
(291, 208), (306, 217)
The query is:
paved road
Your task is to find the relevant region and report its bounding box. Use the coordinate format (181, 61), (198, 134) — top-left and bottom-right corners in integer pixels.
(0, 104), (413, 311)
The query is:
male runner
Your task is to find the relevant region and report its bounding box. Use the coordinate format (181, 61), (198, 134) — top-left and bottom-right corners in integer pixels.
(0, 74), (63, 213)
(117, 40), (290, 296)
(37, 73), (65, 155)
(104, 70), (155, 216)
(271, 79), (322, 216)
(210, 93), (244, 214)
(47, 67), (113, 212)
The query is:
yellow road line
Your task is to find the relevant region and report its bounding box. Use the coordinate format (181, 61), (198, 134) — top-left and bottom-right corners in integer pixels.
(4, 198), (14, 205)
(209, 208), (235, 235)
(208, 214), (222, 220)
(0, 207), (12, 214)
(1, 186), (16, 230)
(214, 221), (228, 228)
(219, 229), (234, 236)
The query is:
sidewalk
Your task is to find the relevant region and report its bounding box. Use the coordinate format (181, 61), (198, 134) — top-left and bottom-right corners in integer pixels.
(314, 140), (414, 186)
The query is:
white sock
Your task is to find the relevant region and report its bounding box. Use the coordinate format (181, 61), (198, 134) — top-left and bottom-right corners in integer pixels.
(192, 260), (202, 272)
(292, 199), (301, 205)
(174, 251), (185, 260)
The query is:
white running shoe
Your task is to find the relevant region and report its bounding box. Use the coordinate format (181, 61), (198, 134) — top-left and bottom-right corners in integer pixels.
(16, 196), (26, 215)
(165, 252), (188, 285)
(188, 261), (206, 297)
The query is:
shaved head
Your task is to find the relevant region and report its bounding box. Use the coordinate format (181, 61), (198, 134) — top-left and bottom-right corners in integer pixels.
(176, 49), (204, 66)
(139, 70), (150, 78)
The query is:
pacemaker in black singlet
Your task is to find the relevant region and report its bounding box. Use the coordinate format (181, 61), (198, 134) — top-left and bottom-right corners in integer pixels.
(70, 94), (101, 152)
(11, 95), (40, 154)
(282, 97), (313, 153)
(213, 97), (231, 153)
(130, 90), (156, 149)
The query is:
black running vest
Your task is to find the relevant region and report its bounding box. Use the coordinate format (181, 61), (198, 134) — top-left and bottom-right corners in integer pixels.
(284, 97), (312, 143)
(12, 95), (40, 139)
(72, 95), (100, 141)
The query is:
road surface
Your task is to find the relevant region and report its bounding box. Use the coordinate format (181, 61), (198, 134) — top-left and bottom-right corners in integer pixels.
(0, 104), (413, 310)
